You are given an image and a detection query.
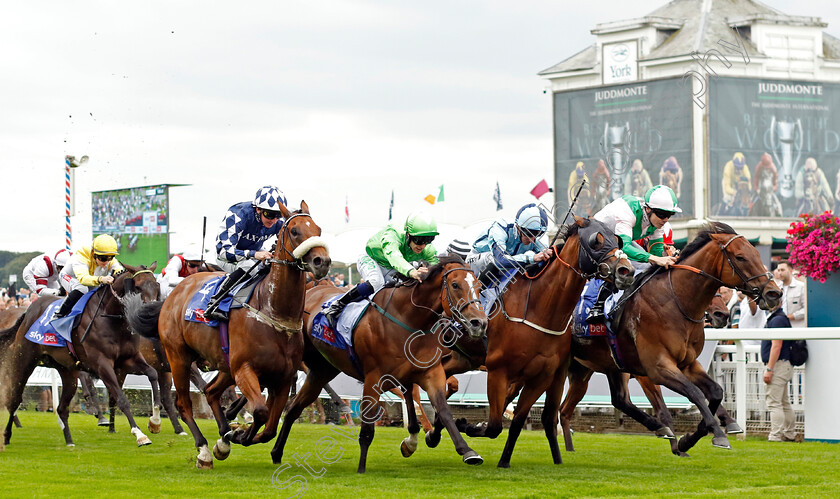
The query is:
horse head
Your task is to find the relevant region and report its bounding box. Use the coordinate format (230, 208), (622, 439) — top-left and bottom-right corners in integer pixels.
(422, 256), (487, 339)
(681, 223), (780, 310)
(573, 217), (635, 290)
(274, 200), (331, 279)
(705, 293), (730, 329)
(116, 263), (160, 302)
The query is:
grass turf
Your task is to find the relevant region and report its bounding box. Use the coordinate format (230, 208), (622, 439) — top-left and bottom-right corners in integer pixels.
(0, 411), (837, 498)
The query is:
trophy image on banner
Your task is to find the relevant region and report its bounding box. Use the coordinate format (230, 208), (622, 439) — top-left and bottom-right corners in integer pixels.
(769, 116), (803, 199)
(602, 122), (631, 201)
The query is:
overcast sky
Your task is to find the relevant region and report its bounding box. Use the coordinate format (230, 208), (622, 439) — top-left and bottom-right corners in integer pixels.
(2, 0), (838, 256)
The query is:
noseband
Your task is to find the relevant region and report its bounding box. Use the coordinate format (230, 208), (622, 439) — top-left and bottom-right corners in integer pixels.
(266, 212), (327, 271)
(576, 222), (628, 280)
(441, 267), (482, 325)
(718, 235), (774, 299)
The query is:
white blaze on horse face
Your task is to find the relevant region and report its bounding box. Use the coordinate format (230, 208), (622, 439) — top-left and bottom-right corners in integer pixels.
(306, 221), (310, 226)
(464, 273), (479, 303)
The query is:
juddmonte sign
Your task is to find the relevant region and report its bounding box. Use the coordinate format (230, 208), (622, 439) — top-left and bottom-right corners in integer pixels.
(552, 77), (693, 218)
(709, 77), (840, 219)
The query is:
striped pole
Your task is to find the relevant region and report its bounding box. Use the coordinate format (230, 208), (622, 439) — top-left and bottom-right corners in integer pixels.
(65, 156), (72, 250)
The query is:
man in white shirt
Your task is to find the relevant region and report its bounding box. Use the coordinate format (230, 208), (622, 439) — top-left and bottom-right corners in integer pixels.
(775, 260), (807, 329)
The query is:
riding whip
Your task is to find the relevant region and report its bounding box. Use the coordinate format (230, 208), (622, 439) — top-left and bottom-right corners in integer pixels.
(200, 216), (207, 263)
(550, 178), (587, 247)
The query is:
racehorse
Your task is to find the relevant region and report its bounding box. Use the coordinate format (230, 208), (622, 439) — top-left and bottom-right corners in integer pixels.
(559, 222), (781, 455)
(591, 162), (612, 214)
(271, 255), (488, 473)
(795, 169), (832, 216)
(0, 264), (162, 450)
(444, 218), (634, 468)
(749, 164), (783, 217)
(713, 179), (751, 217)
(126, 201), (330, 469)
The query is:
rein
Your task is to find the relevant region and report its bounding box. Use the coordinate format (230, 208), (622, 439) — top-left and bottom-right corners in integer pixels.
(82, 268), (155, 343)
(265, 212), (328, 271)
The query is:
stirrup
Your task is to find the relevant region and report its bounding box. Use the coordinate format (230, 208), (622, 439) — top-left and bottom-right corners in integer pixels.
(586, 307), (606, 324)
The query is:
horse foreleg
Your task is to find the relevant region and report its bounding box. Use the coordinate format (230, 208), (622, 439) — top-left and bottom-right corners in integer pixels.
(78, 371), (108, 426)
(158, 373), (186, 435)
(605, 371), (674, 438)
(169, 349), (211, 468)
(677, 362), (729, 451)
(231, 365), (267, 446)
(649, 361), (729, 451)
(498, 380), (548, 468)
(12, 414), (21, 429)
(357, 373), (383, 474)
(421, 368), (482, 466)
(400, 387), (421, 458)
(271, 360), (338, 465)
(559, 359), (593, 452)
(0, 341), (37, 448)
(412, 385), (433, 433)
(252, 378), (292, 445)
(635, 375), (684, 456)
(57, 369), (79, 446)
(463, 368), (508, 439)
(135, 359), (163, 434)
(541, 367), (568, 465)
(95, 358), (151, 447)
(189, 363), (207, 392)
(200, 370), (235, 459)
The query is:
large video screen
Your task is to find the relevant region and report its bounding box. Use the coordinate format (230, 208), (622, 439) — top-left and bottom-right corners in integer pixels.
(709, 77), (840, 218)
(553, 77), (694, 219)
(91, 185), (169, 268)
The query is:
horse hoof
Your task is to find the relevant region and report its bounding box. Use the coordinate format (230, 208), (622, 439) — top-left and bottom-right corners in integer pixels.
(67, 443), (75, 448)
(462, 451), (483, 465)
(137, 436), (152, 446)
(655, 426), (676, 440)
(400, 441), (415, 458)
(677, 451), (690, 458)
(496, 460), (510, 469)
(97, 418), (111, 427)
(148, 421), (161, 434)
(197, 458), (213, 470)
(213, 438), (231, 460)
(177, 431), (189, 436)
(725, 422), (744, 434)
(712, 436), (731, 449)
(425, 431), (441, 449)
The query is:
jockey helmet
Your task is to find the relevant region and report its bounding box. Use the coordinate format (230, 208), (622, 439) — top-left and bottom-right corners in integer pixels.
(733, 152), (746, 168)
(182, 250), (201, 261)
(515, 204), (549, 237)
(253, 185), (287, 211)
(92, 234), (119, 255)
(54, 249), (71, 268)
(644, 185), (681, 213)
(404, 211), (438, 237)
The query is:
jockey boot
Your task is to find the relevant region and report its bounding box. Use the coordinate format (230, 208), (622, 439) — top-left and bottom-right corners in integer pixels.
(204, 268), (247, 321)
(323, 282), (373, 329)
(478, 262), (505, 288)
(53, 290), (84, 319)
(586, 286), (611, 324)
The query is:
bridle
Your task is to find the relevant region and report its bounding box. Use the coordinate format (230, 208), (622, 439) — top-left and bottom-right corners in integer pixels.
(265, 212), (325, 271)
(408, 266), (482, 327)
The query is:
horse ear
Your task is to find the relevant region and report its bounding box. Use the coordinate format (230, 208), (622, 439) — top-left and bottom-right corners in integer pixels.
(278, 203), (292, 220)
(586, 232), (603, 249)
(300, 200), (310, 214)
(123, 263), (137, 274)
(574, 216), (585, 227)
(149, 261), (157, 271)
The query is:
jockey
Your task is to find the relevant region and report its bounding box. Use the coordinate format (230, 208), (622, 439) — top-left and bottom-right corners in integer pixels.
(465, 203), (553, 286)
(587, 185), (680, 323)
(721, 152), (751, 206)
(567, 161), (589, 206)
(205, 185), (287, 321)
(158, 249), (203, 299)
(23, 249), (71, 296)
(55, 235), (124, 318)
(322, 210), (440, 327)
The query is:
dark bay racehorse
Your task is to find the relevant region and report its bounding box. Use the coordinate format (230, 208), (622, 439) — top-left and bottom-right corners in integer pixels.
(127, 201), (330, 469)
(560, 222), (781, 454)
(447, 218), (635, 468)
(272, 256), (488, 473)
(0, 264), (161, 450)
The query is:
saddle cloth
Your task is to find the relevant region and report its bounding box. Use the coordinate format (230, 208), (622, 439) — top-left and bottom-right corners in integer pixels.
(26, 290), (97, 347)
(572, 279), (624, 337)
(184, 272), (264, 327)
(310, 293), (372, 379)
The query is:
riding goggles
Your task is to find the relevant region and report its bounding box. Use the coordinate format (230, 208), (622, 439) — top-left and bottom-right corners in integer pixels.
(186, 261), (202, 269)
(650, 208), (675, 220)
(410, 235), (435, 245)
(95, 254), (114, 262)
(519, 227), (545, 239)
(261, 209), (282, 220)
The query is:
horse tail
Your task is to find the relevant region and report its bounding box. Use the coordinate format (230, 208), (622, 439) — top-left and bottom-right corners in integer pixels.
(0, 313), (26, 354)
(123, 294), (164, 339)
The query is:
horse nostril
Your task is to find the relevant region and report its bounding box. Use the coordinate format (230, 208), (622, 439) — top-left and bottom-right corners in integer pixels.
(312, 257), (322, 268)
(470, 319), (485, 330)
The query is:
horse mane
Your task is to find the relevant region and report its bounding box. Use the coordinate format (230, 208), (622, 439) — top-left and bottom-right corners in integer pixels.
(677, 222), (736, 263)
(422, 255), (467, 283)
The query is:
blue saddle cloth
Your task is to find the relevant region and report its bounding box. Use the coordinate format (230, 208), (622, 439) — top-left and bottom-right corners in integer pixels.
(26, 290), (98, 347)
(573, 279), (625, 337)
(184, 274), (261, 327)
(311, 294), (371, 378)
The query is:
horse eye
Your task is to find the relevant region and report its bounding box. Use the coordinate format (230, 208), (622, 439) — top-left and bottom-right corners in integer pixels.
(735, 255), (746, 262)
(290, 228), (300, 237)
(452, 282), (460, 289)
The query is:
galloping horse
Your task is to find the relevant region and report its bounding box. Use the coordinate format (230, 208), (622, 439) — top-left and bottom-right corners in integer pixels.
(127, 201), (330, 469)
(591, 162), (612, 214)
(446, 218), (634, 468)
(713, 180), (752, 217)
(0, 264), (162, 450)
(560, 222), (781, 454)
(749, 161), (783, 217)
(795, 169), (832, 215)
(271, 256), (488, 473)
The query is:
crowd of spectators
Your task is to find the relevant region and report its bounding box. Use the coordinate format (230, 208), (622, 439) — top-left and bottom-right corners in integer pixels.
(92, 188), (168, 232)
(1, 286), (35, 310)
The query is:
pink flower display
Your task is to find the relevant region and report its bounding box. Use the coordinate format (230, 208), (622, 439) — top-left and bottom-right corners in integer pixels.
(786, 210), (840, 283)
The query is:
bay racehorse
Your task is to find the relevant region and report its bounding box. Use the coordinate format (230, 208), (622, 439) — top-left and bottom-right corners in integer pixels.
(447, 218), (634, 468)
(0, 264), (162, 450)
(126, 201), (330, 469)
(560, 222), (781, 454)
(271, 255), (488, 473)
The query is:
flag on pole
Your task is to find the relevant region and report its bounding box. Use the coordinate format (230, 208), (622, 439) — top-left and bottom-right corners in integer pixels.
(388, 189), (394, 221)
(424, 184), (445, 205)
(493, 181), (503, 211)
(530, 179), (552, 199)
(436, 184), (445, 202)
(344, 196), (350, 224)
